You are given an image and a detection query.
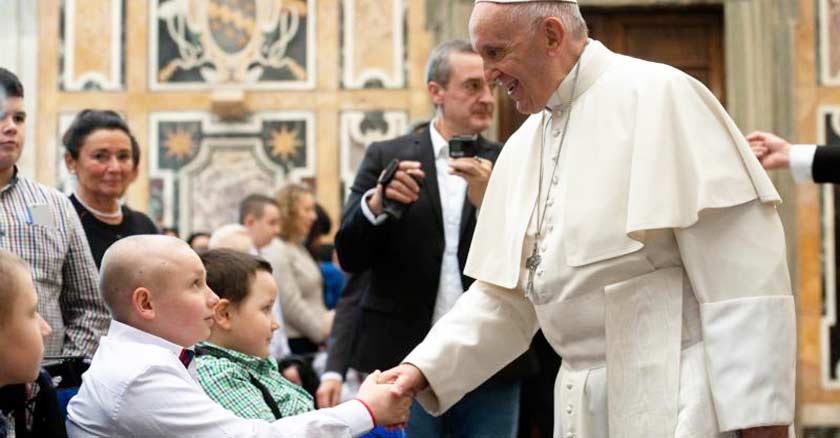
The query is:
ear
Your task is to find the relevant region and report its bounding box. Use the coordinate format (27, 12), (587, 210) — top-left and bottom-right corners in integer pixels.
(243, 214), (256, 227)
(428, 81), (446, 106)
(131, 287), (156, 321)
(543, 17), (567, 54)
(212, 299), (235, 331)
(63, 152), (77, 174)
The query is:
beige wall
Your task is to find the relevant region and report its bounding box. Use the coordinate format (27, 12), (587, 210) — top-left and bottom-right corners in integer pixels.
(35, 0), (433, 237)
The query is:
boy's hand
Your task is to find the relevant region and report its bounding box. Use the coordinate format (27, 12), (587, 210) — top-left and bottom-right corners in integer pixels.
(356, 370), (412, 427)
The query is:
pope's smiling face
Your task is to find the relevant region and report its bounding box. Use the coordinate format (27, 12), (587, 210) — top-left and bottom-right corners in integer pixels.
(469, 3), (557, 115)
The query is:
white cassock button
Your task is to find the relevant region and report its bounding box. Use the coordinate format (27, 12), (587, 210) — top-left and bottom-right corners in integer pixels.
(552, 175), (559, 185)
(553, 130), (561, 137)
(566, 405), (573, 414)
(566, 383), (573, 390)
(546, 198), (554, 207)
(547, 225), (554, 233)
(566, 432), (575, 438)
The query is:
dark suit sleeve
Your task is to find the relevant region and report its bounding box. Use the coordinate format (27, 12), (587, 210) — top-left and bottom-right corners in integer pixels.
(335, 142), (389, 273)
(813, 145), (840, 184)
(323, 271), (369, 376)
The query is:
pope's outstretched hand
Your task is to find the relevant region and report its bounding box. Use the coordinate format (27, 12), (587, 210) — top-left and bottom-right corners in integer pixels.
(378, 364), (429, 397)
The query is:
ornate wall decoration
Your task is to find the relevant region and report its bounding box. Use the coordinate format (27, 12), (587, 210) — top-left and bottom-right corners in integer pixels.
(821, 107), (840, 388)
(803, 427), (840, 437)
(820, 0), (840, 85)
(150, 0), (315, 90)
(59, 0), (125, 90)
(339, 110), (408, 200)
(55, 112), (79, 194)
(340, 0), (407, 89)
(149, 111), (316, 233)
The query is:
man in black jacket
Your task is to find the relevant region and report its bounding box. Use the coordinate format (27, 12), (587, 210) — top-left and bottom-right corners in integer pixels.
(323, 39), (536, 438)
(748, 131), (840, 183)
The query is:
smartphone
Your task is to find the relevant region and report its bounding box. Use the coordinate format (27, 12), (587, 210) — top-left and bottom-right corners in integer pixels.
(449, 135), (479, 158)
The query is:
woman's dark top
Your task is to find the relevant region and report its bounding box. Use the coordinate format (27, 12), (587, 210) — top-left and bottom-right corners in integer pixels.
(69, 194), (159, 268)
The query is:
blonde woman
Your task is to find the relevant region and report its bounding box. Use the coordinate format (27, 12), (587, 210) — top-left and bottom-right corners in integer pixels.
(262, 183), (334, 354)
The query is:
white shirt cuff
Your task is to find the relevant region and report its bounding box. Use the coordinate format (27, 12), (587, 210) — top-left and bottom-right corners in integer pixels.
(321, 371), (344, 383)
(330, 399), (375, 436)
(789, 144), (817, 183)
(360, 189), (388, 225)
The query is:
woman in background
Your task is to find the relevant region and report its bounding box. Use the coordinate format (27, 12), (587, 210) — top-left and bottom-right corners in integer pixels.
(265, 183), (333, 355)
(63, 110), (158, 268)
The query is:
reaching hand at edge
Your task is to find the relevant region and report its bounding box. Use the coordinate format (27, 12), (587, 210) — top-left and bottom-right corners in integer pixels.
(747, 131), (791, 171)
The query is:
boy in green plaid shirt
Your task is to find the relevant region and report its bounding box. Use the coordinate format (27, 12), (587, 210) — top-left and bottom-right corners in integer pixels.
(195, 249), (314, 420)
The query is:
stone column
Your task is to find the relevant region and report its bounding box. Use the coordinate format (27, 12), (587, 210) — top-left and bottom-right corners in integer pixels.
(724, 0), (800, 276)
(0, 0), (38, 179)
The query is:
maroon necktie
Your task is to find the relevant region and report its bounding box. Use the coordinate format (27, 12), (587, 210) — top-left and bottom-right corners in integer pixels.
(179, 349), (195, 368)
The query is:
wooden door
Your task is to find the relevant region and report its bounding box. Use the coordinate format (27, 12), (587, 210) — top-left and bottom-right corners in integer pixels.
(497, 6), (725, 142)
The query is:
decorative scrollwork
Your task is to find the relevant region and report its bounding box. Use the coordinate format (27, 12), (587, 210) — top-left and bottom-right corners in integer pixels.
(155, 0), (308, 86)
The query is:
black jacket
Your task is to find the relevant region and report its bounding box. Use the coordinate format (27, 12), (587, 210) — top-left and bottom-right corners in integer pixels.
(334, 126), (537, 380)
(814, 145), (840, 184)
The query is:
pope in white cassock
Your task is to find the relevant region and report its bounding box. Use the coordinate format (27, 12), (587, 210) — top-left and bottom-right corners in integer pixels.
(380, 1), (796, 437)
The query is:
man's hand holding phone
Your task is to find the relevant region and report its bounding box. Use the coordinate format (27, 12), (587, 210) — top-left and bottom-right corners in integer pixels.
(447, 135), (493, 208)
(368, 160), (425, 217)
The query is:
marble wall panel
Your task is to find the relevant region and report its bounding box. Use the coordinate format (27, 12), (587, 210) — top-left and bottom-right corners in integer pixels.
(339, 110), (408, 200)
(149, 111), (316, 233)
(821, 107), (840, 389)
(341, 0), (407, 89)
(150, 0), (315, 90)
(56, 112), (78, 194)
(820, 0), (840, 85)
(804, 427), (840, 437)
(59, 0), (125, 90)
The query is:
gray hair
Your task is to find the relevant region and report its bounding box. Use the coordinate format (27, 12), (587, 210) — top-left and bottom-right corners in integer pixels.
(509, 2), (588, 41)
(425, 39), (476, 87)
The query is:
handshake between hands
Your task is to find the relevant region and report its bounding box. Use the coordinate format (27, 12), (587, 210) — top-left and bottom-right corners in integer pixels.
(352, 365), (429, 429)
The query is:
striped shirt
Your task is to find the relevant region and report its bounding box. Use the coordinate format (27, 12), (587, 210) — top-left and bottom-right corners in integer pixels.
(0, 168), (107, 357)
(195, 342), (314, 422)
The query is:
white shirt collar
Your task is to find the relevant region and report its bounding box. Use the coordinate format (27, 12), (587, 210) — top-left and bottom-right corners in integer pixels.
(429, 118), (450, 158)
(546, 39), (597, 112)
(106, 319), (185, 357)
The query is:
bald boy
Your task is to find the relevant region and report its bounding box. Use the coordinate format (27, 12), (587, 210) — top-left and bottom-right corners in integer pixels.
(67, 235), (409, 438)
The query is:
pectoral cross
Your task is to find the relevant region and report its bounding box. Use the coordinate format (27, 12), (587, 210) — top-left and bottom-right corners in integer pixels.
(525, 243), (542, 295)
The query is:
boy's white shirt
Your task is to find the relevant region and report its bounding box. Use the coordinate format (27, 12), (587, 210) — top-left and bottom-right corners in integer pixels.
(66, 320), (373, 438)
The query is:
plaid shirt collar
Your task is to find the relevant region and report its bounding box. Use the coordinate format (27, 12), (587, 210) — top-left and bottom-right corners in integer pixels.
(0, 166), (19, 195)
(197, 341), (276, 373)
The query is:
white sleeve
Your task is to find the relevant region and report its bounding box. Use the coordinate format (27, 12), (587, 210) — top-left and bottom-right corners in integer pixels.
(112, 365), (372, 438)
(360, 189), (388, 225)
(674, 200), (795, 432)
(404, 280), (539, 415)
(789, 144), (817, 183)
(321, 371), (344, 383)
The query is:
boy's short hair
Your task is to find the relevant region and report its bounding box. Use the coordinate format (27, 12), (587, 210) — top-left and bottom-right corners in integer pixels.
(199, 249), (273, 305)
(0, 250), (30, 326)
(0, 68), (24, 98)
